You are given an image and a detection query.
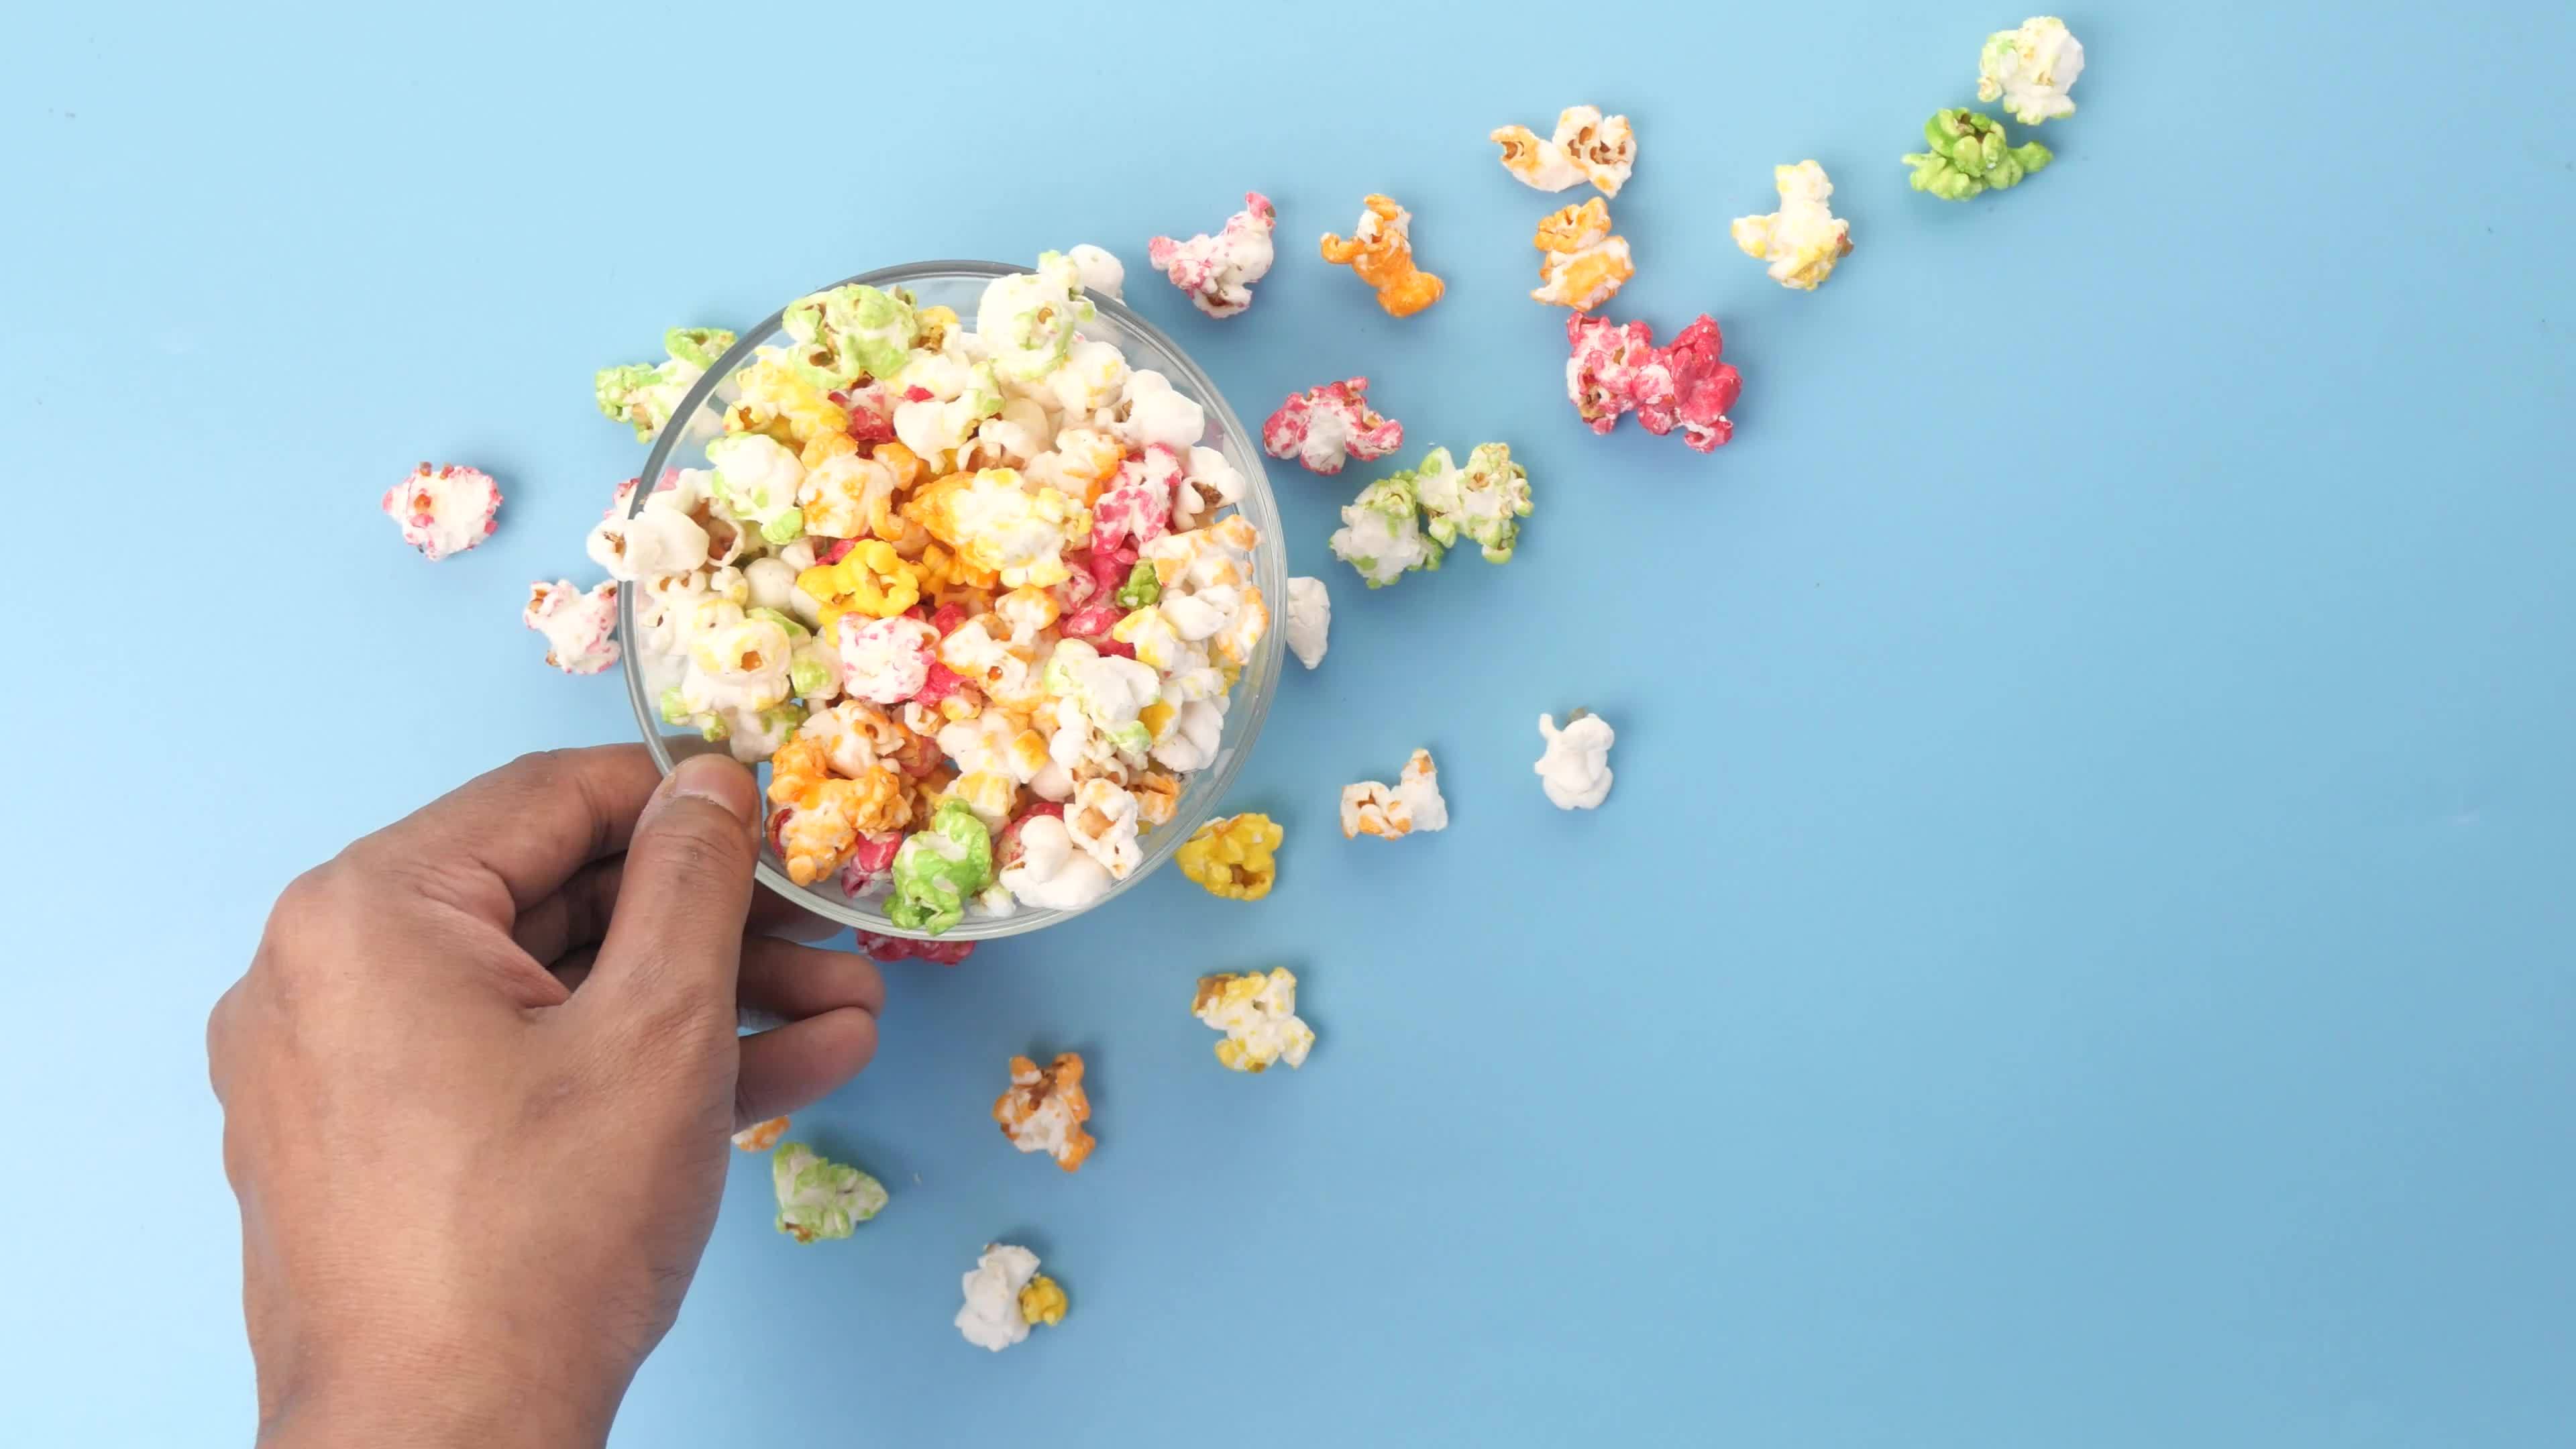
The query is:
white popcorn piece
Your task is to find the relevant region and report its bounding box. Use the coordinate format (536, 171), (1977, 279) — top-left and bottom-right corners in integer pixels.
(1285, 576), (1331, 669)
(955, 1244), (1044, 1352)
(1340, 748), (1448, 839)
(998, 814), (1116, 910)
(1193, 968), (1316, 1073)
(382, 462), (501, 561)
(1110, 369), (1207, 453)
(1066, 776), (1143, 878)
(586, 503), (710, 582)
(1534, 711), (1615, 810)
(523, 580), (620, 676)
(1148, 698), (1223, 774)
(1978, 16), (2085, 125)
(1065, 243), (1125, 301)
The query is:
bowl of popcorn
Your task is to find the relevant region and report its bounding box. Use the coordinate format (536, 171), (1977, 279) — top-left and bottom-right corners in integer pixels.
(596, 255), (1286, 940)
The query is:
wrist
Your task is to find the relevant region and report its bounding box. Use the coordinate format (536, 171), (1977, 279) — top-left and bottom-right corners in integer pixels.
(257, 1346), (619, 1449)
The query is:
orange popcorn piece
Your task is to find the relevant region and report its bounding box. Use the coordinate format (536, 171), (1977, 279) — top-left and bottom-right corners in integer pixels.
(1530, 198), (1634, 311)
(732, 1117), (790, 1151)
(992, 1051), (1095, 1171)
(1319, 195), (1446, 318)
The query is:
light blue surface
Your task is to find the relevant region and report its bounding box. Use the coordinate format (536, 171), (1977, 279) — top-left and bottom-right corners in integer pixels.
(7, 3), (2574, 1444)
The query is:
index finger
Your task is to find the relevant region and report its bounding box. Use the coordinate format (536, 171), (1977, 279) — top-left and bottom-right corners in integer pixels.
(350, 745), (672, 925)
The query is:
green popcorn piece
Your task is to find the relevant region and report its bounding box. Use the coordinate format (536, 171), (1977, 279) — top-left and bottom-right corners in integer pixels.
(657, 686), (731, 742)
(976, 252), (1095, 382)
(747, 607), (810, 642)
(1902, 108), (2052, 201)
(1328, 469), (1444, 589)
(705, 433), (806, 545)
(772, 1142), (888, 1244)
(783, 284), (917, 389)
(959, 360), (1004, 423)
(887, 798), (994, 936)
(595, 329), (737, 441)
(594, 363), (661, 436)
(1114, 560), (1161, 608)
(788, 641), (836, 700)
(664, 327), (735, 370)
(1417, 441), (1534, 564)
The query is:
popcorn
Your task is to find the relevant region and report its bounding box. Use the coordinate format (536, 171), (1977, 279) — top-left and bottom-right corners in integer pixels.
(767, 737), (908, 885)
(853, 929), (975, 966)
(1194, 968), (1315, 1072)
(1146, 191), (1276, 318)
(706, 433), (807, 545)
(1319, 195), (1444, 317)
(772, 1142), (888, 1243)
(382, 463), (500, 561)
(1341, 748), (1448, 839)
(956, 1244), (1063, 1352)
(1731, 161), (1854, 291)
(1093, 447), (1179, 554)
(782, 284), (916, 390)
(945, 468), (1087, 588)
(975, 253), (1093, 382)
(1534, 710), (1615, 809)
(1172, 445), (1243, 530)
(794, 451), (903, 541)
(1529, 198), (1633, 311)
(1065, 776), (1143, 879)
(1490, 105), (1635, 195)
(1979, 17), (2084, 125)
(1175, 813), (1281, 900)
(1108, 370), (1207, 454)
(595, 327), (734, 441)
(805, 543), (925, 627)
(1329, 470), (1441, 588)
(1148, 698), (1222, 773)
(993, 1051), (1094, 1171)
(1262, 377), (1402, 476)
(726, 356), (849, 451)
(732, 1117), (790, 1151)
(587, 496), (711, 581)
(1285, 576), (1330, 668)
(888, 797), (994, 934)
(523, 580), (621, 676)
(995, 813), (1115, 910)
(1903, 108), (2052, 201)
(1065, 243), (1124, 301)
(1414, 443), (1532, 564)
(1564, 312), (1743, 452)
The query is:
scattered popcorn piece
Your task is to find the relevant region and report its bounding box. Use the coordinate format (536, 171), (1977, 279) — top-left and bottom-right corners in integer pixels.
(1903, 108), (2052, 200)
(1341, 748), (1448, 839)
(1175, 812), (1282, 900)
(1329, 469), (1441, 588)
(956, 1244), (1059, 1352)
(1535, 710), (1615, 810)
(994, 1052), (1094, 1171)
(595, 327), (735, 441)
(733, 1117), (790, 1151)
(1193, 968), (1315, 1073)
(523, 580), (621, 676)
(1415, 443), (1532, 564)
(1319, 195), (1444, 317)
(1065, 244), (1124, 301)
(888, 798), (994, 935)
(1731, 160), (1854, 291)
(1018, 1275), (1069, 1329)
(772, 1142), (888, 1243)
(1285, 576), (1330, 669)
(853, 930), (975, 967)
(1261, 377), (1403, 476)
(382, 463), (501, 561)
(1978, 16), (2084, 125)
(1564, 313), (1742, 452)
(1146, 192), (1277, 319)
(1490, 105), (1635, 195)
(1531, 199), (1633, 311)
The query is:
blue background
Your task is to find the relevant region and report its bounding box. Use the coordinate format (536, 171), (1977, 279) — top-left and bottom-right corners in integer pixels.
(7, 3), (2573, 1444)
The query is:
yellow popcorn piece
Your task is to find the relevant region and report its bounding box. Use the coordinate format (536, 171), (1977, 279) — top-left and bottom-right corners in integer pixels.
(725, 354), (849, 447)
(798, 540), (922, 625)
(1017, 1275), (1069, 1329)
(1193, 968), (1316, 1073)
(1175, 812), (1281, 900)
(1731, 160), (1854, 291)
(731, 1117), (790, 1151)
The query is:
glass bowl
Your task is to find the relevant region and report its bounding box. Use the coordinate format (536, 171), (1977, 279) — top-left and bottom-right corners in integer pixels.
(618, 260), (1287, 940)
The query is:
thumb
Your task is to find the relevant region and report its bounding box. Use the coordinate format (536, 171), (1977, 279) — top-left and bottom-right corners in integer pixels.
(588, 753), (762, 1022)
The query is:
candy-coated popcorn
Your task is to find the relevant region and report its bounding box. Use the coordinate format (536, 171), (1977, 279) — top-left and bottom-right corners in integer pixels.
(833, 612), (938, 703)
(1261, 377), (1401, 476)
(1193, 968), (1315, 1072)
(1131, 767), (1182, 826)
(995, 813), (1115, 910)
(888, 797), (994, 934)
(804, 541), (924, 627)
(1018, 1275), (1069, 1330)
(1045, 639), (1161, 761)
(1530, 198), (1633, 311)
(725, 354), (851, 450)
(768, 737), (908, 884)
(1285, 576), (1330, 669)
(975, 253), (1093, 381)
(595, 327), (734, 441)
(1534, 709), (1615, 809)
(1175, 813), (1281, 900)
(1731, 160), (1854, 291)
(1978, 16), (2084, 125)
(1330, 472), (1441, 588)
(1490, 105), (1635, 195)
(1065, 243), (1124, 301)
(893, 358), (1005, 464)
(587, 499), (711, 581)
(1903, 108), (2051, 200)
(956, 1244), (1058, 1352)
(1563, 313), (1742, 452)
(772, 1142), (888, 1243)
(1116, 559), (1162, 608)
(706, 434), (807, 545)
(853, 928), (975, 965)
(1093, 446), (1180, 553)
(783, 284), (917, 390)
(1319, 195), (1444, 317)
(1341, 748), (1448, 839)
(946, 468), (1088, 588)
(733, 1117), (789, 1151)
(1146, 191), (1276, 319)
(382, 463), (500, 561)
(680, 611), (795, 714)
(1066, 776), (1143, 879)
(802, 698), (908, 775)
(795, 451), (904, 541)
(994, 1051), (1093, 1171)
(523, 580), (621, 676)
(1415, 443), (1533, 564)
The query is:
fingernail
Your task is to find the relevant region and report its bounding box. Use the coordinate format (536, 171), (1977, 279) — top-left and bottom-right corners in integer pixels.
(665, 754), (755, 824)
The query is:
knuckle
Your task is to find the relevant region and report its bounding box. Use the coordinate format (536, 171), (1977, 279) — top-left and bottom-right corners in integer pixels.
(644, 813), (751, 888)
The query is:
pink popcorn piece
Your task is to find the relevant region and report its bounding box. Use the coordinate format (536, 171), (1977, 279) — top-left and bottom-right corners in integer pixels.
(855, 930), (976, 967)
(523, 579), (621, 676)
(1090, 445), (1181, 552)
(1564, 313), (1742, 453)
(838, 830), (905, 897)
(382, 462), (502, 560)
(1260, 377), (1403, 476)
(1146, 191), (1277, 319)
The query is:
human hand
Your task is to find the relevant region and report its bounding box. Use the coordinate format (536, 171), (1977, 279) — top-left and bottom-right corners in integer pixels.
(207, 746), (885, 1448)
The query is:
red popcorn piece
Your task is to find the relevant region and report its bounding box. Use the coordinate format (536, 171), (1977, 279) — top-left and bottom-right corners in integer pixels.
(831, 384), (898, 447)
(1564, 313), (1741, 452)
(838, 830), (905, 896)
(814, 537), (859, 566)
(1091, 445), (1181, 552)
(1061, 602), (1125, 644)
(854, 930), (977, 967)
(928, 602), (969, 637)
(1636, 315), (1741, 453)
(1260, 377), (1403, 475)
(913, 661), (973, 709)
